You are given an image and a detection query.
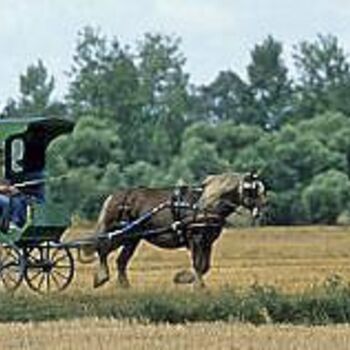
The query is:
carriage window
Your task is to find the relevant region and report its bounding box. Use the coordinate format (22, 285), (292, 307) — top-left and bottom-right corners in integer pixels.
(0, 145), (4, 178)
(11, 138), (24, 173)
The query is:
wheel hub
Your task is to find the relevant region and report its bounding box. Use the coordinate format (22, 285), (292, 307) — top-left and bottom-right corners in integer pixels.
(42, 261), (54, 273)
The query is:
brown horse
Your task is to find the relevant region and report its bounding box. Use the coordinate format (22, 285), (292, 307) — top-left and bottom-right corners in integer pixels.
(84, 172), (266, 288)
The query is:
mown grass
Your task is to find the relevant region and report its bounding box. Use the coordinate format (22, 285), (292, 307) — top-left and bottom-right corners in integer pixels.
(66, 225), (350, 294)
(4, 319), (350, 350)
(2, 275), (350, 325)
(3, 226), (350, 327)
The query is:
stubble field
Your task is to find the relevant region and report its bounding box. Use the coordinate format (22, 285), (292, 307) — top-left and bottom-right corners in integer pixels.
(3, 225), (350, 350)
(2, 318), (350, 350)
(66, 225), (350, 293)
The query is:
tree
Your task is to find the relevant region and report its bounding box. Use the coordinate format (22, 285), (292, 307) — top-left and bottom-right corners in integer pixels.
(247, 36), (293, 129)
(68, 29), (190, 167)
(2, 60), (64, 118)
(294, 34), (350, 116)
(68, 27), (140, 135)
(167, 137), (228, 184)
(195, 70), (254, 124)
(302, 170), (350, 224)
(183, 121), (265, 164)
(136, 33), (190, 165)
(46, 116), (124, 218)
(296, 112), (350, 175)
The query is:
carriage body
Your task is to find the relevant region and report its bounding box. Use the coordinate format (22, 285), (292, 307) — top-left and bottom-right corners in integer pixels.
(0, 117), (75, 293)
(0, 117), (74, 244)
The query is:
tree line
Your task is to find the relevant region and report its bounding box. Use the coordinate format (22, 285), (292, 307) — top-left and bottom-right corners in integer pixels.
(2, 27), (350, 224)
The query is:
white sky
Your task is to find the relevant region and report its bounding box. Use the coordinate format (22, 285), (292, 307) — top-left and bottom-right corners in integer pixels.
(0, 0), (349, 108)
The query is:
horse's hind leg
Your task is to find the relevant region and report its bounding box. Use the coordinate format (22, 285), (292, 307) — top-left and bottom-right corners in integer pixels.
(116, 240), (139, 288)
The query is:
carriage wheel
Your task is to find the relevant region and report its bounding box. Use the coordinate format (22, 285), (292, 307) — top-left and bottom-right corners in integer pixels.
(24, 242), (74, 294)
(0, 245), (25, 292)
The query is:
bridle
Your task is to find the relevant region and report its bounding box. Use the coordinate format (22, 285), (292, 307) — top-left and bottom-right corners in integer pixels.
(237, 177), (266, 218)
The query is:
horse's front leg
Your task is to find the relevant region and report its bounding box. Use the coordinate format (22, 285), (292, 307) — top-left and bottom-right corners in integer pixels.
(190, 233), (213, 289)
(116, 240), (139, 288)
(93, 241), (112, 288)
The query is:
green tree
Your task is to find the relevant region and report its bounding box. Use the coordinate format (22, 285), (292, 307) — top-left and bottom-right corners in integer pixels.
(183, 121), (265, 166)
(302, 170), (350, 224)
(296, 112), (350, 174)
(136, 33), (190, 165)
(2, 60), (64, 118)
(123, 161), (164, 187)
(167, 137), (228, 184)
(68, 27), (140, 140)
(294, 34), (350, 117)
(47, 116), (124, 218)
(233, 118), (348, 224)
(195, 70), (254, 124)
(247, 36), (293, 129)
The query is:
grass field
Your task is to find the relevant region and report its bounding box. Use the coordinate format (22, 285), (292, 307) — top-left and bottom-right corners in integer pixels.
(3, 226), (350, 349)
(2, 318), (350, 350)
(63, 225), (350, 294)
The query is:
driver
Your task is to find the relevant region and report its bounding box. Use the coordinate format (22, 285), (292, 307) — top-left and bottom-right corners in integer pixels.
(0, 181), (27, 230)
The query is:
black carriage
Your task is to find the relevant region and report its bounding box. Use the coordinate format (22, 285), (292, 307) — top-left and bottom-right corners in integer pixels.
(0, 117), (75, 293)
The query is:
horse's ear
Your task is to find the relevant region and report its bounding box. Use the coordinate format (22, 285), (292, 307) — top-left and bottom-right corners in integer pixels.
(202, 175), (216, 187)
(245, 170), (260, 181)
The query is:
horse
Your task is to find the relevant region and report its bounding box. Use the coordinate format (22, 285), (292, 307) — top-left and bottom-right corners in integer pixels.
(83, 172), (266, 288)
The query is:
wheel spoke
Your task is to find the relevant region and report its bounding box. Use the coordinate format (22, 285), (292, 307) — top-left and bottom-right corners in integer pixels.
(0, 246), (24, 292)
(37, 273), (46, 290)
(54, 265), (72, 269)
(2, 271), (18, 284)
(27, 270), (42, 283)
(51, 271), (62, 289)
(53, 254), (69, 264)
(52, 268), (69, 280)
(46, 273), (50, 293)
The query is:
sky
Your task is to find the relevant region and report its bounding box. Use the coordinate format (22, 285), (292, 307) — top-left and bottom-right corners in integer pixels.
(0, 0), (349, 108)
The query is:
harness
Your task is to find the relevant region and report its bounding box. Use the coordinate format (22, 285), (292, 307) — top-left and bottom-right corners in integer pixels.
(108, 190), (133, 231)
(170, 186), (224, 245)
(111, 186), (221, 246)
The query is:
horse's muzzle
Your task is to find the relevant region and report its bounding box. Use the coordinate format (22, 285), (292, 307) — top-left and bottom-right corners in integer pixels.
(252, 207), (260, 219)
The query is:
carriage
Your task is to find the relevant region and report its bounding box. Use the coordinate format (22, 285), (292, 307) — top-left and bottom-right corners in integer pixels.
(0, 117), (266, 294)
(0, 117), (76, 294)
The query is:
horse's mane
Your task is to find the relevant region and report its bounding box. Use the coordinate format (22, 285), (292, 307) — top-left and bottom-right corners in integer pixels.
(199, 172), (243, 210)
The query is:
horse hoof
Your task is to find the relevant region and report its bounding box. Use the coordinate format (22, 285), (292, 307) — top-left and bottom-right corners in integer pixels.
(173, 270), (196, 284)
(118, 277), (131, 289)
(193, 281), (206, 290)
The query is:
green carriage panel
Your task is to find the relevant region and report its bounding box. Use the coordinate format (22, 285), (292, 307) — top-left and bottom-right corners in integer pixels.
(0, 117), (74, 245)
(17, 201), (71, 243)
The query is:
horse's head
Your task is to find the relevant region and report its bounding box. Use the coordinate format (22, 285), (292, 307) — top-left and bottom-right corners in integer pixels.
(238, 172), (266, 219)
(199, 172), (266, 219)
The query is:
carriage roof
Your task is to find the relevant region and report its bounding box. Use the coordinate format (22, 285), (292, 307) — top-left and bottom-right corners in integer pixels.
(0, 117), (74, 183)
(0, 117), (74, 142)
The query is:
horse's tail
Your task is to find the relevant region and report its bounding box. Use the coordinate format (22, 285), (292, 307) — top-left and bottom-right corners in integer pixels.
(77, 243), (97, 264)
(77, 194), (114, 264)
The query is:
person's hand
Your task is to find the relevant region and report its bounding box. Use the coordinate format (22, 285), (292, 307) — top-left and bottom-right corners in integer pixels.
(0, 184), (19, 196)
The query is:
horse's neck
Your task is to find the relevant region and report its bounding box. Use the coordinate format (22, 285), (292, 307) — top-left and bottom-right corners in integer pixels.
(199, 187), (241, 219)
